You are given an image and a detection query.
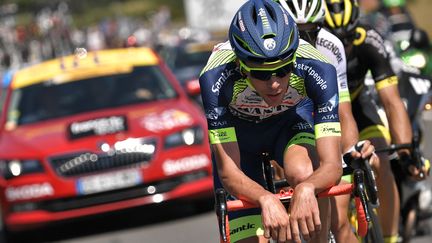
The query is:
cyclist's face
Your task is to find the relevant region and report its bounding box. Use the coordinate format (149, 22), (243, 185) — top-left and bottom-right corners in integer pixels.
(241, 60), (292, 107)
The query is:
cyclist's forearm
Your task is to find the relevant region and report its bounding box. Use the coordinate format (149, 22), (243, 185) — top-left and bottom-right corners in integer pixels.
(212, 144), (272, 204)
(219, 163), (273, 204)
(384, 98), (412, 145)
(339, 102), (359, 152)
(298, 160), (342, 193)
(379, 86), (413, 146)
(298, 137), (342, 193)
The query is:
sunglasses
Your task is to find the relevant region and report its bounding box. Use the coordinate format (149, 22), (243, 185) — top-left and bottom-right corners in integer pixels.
(239, 59), (295, 81)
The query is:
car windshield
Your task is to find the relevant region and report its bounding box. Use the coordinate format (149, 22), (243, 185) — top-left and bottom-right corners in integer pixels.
(7, 65), (177, 125)
(173, 48), (212, 69)
(160, 43), (213, 70)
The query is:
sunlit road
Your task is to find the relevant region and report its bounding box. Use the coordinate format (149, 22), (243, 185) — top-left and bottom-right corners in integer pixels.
(2, 111), (431, 243)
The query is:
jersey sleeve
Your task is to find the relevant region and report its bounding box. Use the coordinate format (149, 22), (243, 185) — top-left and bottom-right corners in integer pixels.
(295, 58), (341, 139)
(359, 26), (398, 91)
(199, 47), (240, 145)
(316, 29), (350, 103)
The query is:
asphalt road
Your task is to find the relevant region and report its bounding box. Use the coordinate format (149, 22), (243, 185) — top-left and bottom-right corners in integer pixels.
(2, 113), (432, 243)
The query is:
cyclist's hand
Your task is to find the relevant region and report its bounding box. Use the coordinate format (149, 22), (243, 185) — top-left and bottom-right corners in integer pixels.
(259, 193), (291, 242)
(349, 140), (375, 160)
(289, 183), (321, 243)
(406, 156), (430, 181)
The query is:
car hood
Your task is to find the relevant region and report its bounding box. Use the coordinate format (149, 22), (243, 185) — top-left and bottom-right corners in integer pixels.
(0, 99), (206, 157)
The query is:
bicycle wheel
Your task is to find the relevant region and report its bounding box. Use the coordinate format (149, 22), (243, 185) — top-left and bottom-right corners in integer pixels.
(362, 202), (384, 243)
(348, 199), (384, 243)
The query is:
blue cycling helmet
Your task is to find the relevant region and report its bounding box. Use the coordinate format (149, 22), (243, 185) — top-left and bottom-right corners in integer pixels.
(229, 0), (299, 64)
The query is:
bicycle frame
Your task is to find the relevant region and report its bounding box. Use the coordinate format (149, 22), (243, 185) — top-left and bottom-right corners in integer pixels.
(214, 153), (372, 243)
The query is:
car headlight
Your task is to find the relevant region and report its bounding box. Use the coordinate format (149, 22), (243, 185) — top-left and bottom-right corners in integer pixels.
(0, 159), (44, 179)
(164, 126), (204, 149)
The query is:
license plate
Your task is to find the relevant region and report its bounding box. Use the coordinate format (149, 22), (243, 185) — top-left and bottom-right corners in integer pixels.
(77, 169), (142, 195)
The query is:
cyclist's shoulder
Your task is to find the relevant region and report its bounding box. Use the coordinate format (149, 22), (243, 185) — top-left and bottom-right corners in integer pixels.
(353, 24), (386, 47)
(200, 41), (237, 75)
(296, 39), (331, 64)
(317, 28), (344, 48)
(352, 24), (390, 61)
(316, 28), (346, 65)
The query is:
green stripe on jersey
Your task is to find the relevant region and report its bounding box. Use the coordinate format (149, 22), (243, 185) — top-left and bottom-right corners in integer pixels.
(200, 50), (236, 74)
(296, 43), (330, 63)
(289, 74), (306, 96)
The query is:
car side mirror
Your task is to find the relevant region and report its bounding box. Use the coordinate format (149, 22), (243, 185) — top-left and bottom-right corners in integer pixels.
(185, 79), (201, 96)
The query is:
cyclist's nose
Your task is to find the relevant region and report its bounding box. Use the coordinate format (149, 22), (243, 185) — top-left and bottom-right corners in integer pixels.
(268, 76), (281, 89)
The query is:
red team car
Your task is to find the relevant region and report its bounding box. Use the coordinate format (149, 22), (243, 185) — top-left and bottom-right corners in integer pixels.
(0, 47), (213, 234)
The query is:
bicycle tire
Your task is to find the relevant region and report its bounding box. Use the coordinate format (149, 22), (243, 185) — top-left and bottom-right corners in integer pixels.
(362, 202), (384, 243)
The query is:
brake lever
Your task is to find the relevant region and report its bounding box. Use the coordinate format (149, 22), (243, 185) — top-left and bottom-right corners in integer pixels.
(411, 134), (425, 178)
(344, 142), (379, 206)
(215, 188), (228, 242)
(361, 156), (379, 207)
(353, 170), (371, 222)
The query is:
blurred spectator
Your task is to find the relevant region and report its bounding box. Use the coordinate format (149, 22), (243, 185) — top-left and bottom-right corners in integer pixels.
(86, 26), (106, 51)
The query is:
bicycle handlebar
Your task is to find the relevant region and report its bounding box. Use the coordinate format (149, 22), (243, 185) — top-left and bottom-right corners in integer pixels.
(375, 135), (428, 178)
(215, 173), (370, 242)
(375, 143), (412, 153)
(226, 184), (354, 211)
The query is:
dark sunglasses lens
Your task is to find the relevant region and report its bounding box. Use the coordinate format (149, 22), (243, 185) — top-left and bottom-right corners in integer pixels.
(250, 70), (272, 81)
(249, 63), (294, 80)
(275, 64), (294, 78)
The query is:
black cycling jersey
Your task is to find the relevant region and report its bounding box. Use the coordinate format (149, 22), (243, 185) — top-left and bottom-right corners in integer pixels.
(346, 25), (397, 100)
(344, 25), (396, 141)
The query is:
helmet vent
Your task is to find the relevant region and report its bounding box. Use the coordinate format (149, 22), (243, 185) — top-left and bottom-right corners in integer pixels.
(262, 33), (276, 39)
(287, 0), (297, 18)
(310, 1), (321, 17)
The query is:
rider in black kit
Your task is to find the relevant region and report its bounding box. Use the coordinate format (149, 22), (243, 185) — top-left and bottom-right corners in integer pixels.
(324, 0), (414, 242)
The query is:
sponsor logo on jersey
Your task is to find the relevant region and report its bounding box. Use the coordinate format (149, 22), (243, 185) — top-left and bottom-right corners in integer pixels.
(317, 94), (337, 113)
(365, 29), (387, 58)
(295, 63), (327, 90)
(316, 38), (343, 64)
(209, 121), (228, 127)
(209, 128), (237, 144)
(322, 114), (338, 120)
(206, 107), (227, 120)
(212, 69), (236, 94)
(230, 223), (256, 236)
(293, 122), (313, 130)
(317, 123), (341, 136)
(229, 86), (301, 121)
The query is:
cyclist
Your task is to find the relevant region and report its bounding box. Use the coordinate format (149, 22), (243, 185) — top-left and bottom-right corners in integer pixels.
(277, 0), (359, 155)
(200, 0), (354, 242)
(277, 1), (370, 242)
(323, 0), (425, 242)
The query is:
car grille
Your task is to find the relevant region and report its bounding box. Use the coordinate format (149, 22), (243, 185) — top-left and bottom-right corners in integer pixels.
(11, 170), (209, 213)
(49, 139), (157, 177)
